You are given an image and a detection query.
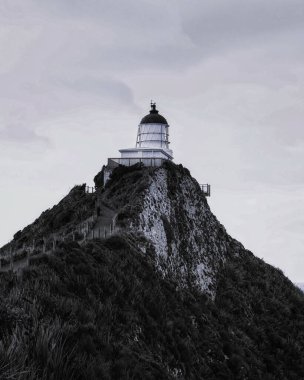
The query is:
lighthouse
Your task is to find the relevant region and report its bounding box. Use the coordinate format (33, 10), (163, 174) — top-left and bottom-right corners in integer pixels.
(102, 102), (210, 194)
(104, 103), (173, 183)
(119, 102), (173, 161)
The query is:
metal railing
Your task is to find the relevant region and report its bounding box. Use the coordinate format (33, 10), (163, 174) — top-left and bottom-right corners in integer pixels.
(200, 184), (211, 197)
(85, 186), (95, 193)
(108, 157), (166, 168)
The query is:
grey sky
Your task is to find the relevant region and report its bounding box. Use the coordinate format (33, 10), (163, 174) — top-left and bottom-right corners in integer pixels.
(0, 0), (303, 281)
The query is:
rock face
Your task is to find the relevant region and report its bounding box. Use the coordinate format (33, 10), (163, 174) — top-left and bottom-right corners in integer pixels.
(0, 162), (304, 380)
(130, 164), (242, 296)
(100, 162), (244, 297)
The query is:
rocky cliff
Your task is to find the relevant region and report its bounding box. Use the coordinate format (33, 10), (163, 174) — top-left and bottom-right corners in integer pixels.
(102, 162), (243, 297)
(0, 162), (304, 380)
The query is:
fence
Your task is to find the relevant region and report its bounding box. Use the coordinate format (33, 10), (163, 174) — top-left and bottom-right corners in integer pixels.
(107, 157), (166, 168)
(0, 213), (117, 273)
(85, 186), (95, 193)
(0, 243), (34, 271)
(200, 184), (211, 197)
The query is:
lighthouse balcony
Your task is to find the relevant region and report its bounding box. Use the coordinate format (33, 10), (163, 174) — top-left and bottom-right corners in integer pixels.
(107, 157), (166, 168)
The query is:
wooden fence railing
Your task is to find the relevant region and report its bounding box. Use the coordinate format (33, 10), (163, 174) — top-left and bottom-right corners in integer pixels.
(0, 214), (117, 273)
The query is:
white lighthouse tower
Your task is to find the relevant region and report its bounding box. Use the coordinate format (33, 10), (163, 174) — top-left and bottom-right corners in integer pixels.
(104, 103), (173, 182)
(104, 103), (173, 183)
(119, 102), (173, 161)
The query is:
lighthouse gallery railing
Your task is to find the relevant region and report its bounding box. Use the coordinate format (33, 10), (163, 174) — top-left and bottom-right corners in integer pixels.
(107, 157), (166, 168)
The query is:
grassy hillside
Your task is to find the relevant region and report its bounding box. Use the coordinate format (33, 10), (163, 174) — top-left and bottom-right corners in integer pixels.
(1, 163), (304, 379)
(0, 184), (96, 254)
(0, 233), (304, 379)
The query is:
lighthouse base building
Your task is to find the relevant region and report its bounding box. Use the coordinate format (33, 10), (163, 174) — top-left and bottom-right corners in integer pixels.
(104, 103), (173, 183)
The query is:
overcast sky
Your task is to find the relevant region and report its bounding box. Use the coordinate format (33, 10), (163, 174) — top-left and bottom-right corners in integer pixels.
(0, 0), (303, 282)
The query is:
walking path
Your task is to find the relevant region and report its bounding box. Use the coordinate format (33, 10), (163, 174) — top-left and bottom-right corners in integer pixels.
(0, 203), (117, 274)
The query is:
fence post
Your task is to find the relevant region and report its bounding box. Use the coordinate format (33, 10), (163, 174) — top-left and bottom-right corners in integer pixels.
(113, 216), (116, 231)
(10, 246), (13, 270)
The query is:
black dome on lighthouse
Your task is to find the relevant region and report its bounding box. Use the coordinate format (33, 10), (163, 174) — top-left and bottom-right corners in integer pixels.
(140, 103), (168, 125)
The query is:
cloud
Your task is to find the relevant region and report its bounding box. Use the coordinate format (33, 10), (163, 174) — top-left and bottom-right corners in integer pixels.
(180, 0), (304, 54)
(60, 77), (135, 106)
(0, 0), (303, 283)
(0, 123), (50, 145)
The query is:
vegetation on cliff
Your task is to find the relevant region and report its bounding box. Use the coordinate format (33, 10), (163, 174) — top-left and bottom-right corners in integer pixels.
(0, 185), (96, 253)
(0, 235), (304, 379)
(1, 163), (304, 379)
